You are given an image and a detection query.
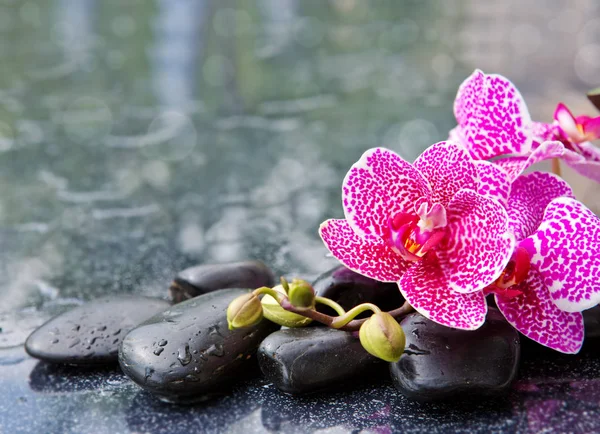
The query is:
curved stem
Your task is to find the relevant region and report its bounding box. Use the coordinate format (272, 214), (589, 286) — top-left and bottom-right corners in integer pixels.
(314, 296), (346, 316)
(330, 303), (382, 329)
(253, 286), (285, 302)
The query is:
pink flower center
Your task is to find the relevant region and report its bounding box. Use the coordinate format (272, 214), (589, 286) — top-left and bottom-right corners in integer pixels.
(486, 247), (531, 299)
(386, 200), (447, 262)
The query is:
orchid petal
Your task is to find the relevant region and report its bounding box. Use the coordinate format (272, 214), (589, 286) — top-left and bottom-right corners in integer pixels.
(507, 172), (574, 242)
(454, 69), (532, 159)
(436, 189), (514, 294)
(565, 157), (600, 183)
(398, 254), (487, 330)
(475, 160), (511, 206)
(413, 141), (478, 207)
(495, 269), (584, 354)
(342, 147), (430, 240)
(494, 141), (566, 182)
(574, 141), (600, 162)
(581, 116), (600, 140)
(319, 218), (412, 282)
(531, 121), (557, 142)
(520, 198), (600, 312)
(555, 103), (585, 143)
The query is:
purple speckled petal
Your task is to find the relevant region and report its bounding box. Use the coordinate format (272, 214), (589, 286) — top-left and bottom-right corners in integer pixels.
(475, 160), (511, 206)
(565, 158), (600, 183)
(507, 172), (574, 242)
(398, 254), (487, 330)
(413, 141), (478, 207)
(520, 198), (600, 312)
(342, 147), (430, 240)
(495, 141), (566, 182)
(564, 142), (600, 182)
(454, 69), (532, 160)
(319, 218), (412, 282)
(531, 121), (558, 142)
(436, 189), (514, 293)
(495, 269), (584, 354)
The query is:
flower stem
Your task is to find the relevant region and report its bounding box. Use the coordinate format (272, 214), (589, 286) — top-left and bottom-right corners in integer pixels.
(551, 158), (562, 177)
(314, 296), (346, 316)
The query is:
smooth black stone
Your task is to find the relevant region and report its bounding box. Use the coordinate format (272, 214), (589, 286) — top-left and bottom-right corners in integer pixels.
(257, 327), (383, 394)
(25, 296), (170, 365)
(312, 265), (404, 316)
(169, 261), (275, 303)
(119, 288), (279, 402)
(584, 306), (600, 339)
(390, 308), (520, 401)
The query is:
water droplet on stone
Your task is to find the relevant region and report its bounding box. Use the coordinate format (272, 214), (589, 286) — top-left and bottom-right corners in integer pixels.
(144, 367), (154, 382)
(177, 344), (192, 366)
(158, 339), (167, 347)
(153, 347), (165, 356)
(51, 338), (59, 344)
(206, 344), (224, 357)
(68, 338), (81, 348)
(113, 329), (121, 336)
(97, 325), (107, 332)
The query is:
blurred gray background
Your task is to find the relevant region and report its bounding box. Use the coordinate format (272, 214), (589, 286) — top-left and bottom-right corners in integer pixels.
(0, 0), (598, 327)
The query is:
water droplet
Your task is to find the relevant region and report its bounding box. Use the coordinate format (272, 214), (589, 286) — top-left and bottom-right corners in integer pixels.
(51, 338), (59, 344)
(185, 374), (200, 382)
(411, 329), (420, 338)
(144, 367), (154, 382)
(206, 344), (224, 357)
(68, 338), (81, 348)
(208, 325), (221, 337)
(177, 344), (192, 366)
(112, 338), (119, 344)
(158, 339), (167, 347)
(113, 329), (121, 336)
(153, 347), (165, 356)
(87, 337), (98, 345)
(97, 325), (107, 332)
(72, 325), (80, 332)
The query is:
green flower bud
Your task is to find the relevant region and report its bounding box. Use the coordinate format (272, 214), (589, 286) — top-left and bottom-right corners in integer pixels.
(359, 312), (405, 363)
(262, 285), (313, 328)
(287, 279), (316, 308)
(226, 293), (263, 330)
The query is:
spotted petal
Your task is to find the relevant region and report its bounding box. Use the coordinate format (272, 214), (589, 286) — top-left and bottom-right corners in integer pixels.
(475, 160), (510, 206)
(398, 254), (487, 330)
(454, 69), (532, 160)
(507, 172), (574, 242)
(495, 141), (567, 182)
(342, 148), (430, 241)
(520, 198), (600, 312)
(319, 218), (412, 282)
(565, 142), (600, 183)
(495, 269), (584, 354)
(531, 121), (557, 142)
(413, 141), (478, 207)
(436, 189), (514, 293)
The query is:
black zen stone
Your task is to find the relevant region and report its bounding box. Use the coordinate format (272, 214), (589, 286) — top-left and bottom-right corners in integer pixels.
(583, 305), (600, 339)
(118, 288), (279, 403)
(390, 308), (520, 401)
(25, 296), (170, 365)
(169, 261), (275, 303)
(257, 327), (383, 394)
(312, 265), (404, 316)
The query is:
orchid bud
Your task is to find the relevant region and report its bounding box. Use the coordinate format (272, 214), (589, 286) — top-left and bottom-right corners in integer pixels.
(287, 279), (316, 308)
(226, 293), (263, 330)
(359, 312), (405, 362)
(262, 285), (313, 328)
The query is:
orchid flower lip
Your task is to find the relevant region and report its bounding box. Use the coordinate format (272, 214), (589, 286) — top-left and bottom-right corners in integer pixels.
(487, 246), (531, 298)
(387, 200), (448, 262)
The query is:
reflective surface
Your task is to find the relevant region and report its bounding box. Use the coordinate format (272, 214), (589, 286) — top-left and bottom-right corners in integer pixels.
(0, 1), (599, 433)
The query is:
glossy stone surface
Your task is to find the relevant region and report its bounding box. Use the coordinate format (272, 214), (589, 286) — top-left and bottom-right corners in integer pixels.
(390, 309), (520, 401)
(583, 305), (600, 339)
(312, 266), (404, 316)
(257, 327), (383, 394)
(25, 297), (170, 365)
(169, 261), (275, 303)
(119, 289), (278, 402)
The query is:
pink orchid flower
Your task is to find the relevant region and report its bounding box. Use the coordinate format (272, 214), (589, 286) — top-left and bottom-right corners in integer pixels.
(319, 142), (514, 330)
(488, 171), (600, 353)
(450, 69), (600, 182)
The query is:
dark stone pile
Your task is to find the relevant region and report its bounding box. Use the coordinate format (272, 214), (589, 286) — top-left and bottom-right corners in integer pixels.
(23, 261), (598, 403)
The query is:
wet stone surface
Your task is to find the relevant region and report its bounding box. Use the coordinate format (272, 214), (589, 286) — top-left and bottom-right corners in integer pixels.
(257, 327), (383, 394)
(119, 288), (279, 403)
(169, 261), (275, 303)
(312, 266), (404, 316)
(24, 296), (170, 365)
(390, 308), (521, 401)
